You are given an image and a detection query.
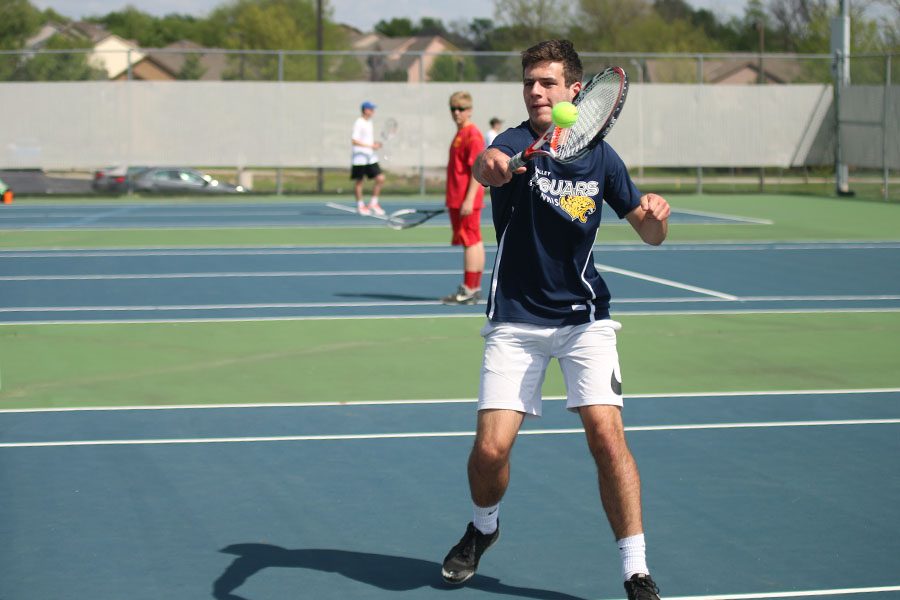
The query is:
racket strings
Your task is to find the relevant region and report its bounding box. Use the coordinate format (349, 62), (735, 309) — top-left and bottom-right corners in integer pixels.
(556, 73), (623, 160)
(382, 118), (399, 140)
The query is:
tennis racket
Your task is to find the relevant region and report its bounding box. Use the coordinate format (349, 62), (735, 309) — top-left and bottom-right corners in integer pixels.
(507, 66), (628, 172)
(381, 118), (399, 142)
(380, 118), (399, 161)
(386, 208), (445, 230)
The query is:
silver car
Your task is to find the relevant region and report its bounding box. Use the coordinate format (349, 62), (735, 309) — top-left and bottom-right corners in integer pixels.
(132, 168), (245, 194)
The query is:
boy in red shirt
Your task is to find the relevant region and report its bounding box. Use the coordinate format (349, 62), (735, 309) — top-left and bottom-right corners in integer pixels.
(442, 91), (486, 305)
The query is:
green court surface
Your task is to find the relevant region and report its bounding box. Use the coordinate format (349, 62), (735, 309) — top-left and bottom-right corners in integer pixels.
(2, 312), (899, 410)
(2, 193), (899, 247)
(1, 192), (899, 412)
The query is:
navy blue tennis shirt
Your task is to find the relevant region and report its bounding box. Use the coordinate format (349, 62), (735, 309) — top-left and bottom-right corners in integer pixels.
(487, 120), (642, 326)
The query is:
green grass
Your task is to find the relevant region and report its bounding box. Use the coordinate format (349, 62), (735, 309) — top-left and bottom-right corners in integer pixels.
(2, 193), (899, 249)
(1, 313), (898, 410)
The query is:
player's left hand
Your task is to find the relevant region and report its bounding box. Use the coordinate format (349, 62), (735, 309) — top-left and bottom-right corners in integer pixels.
(460, 198), (474, 216)
(640, 193), (670, 221)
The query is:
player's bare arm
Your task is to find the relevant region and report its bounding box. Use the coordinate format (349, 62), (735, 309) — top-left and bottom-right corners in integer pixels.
(625, 193), (670, 246)
(461, 174), (481, 216)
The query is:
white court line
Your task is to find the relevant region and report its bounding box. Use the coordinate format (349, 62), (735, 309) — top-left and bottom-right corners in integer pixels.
(1, 240), (898, 258)
(0, 301), (447, 312)
(2, 306), (900, 325)
(596, 263), (739, 300)
(611, 295), (900, 304)
(0, 246), (456, 258)
(625, 584), (900, 600)
(2, 387), (898, 414)
(0, 210), (308, 219)
(0, 269), (468, 281)
(672, 207), (775, 225)
(1, 419), (897, 448)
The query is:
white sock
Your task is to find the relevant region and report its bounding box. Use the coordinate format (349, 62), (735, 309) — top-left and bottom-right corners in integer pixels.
(472, 503), (499, 535)
(618, 533), (649, 581)
(370, 196), (379, 204)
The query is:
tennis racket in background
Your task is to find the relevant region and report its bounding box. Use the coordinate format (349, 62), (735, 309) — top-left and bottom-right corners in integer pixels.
(380, 117), (399, 161)
(507, 66), (628, 172)
(326, 202), (445, 229)
(385, 208), (445, 230)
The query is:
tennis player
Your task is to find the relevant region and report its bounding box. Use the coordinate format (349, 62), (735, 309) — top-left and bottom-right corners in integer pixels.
(441, 91), (486, 305)
(440, 40), (669, 600)
(350, 101), (386, 216)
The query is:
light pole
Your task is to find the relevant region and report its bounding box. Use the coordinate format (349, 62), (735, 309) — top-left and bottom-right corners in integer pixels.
(832, 0), (853, 195)
(316, 0), (325, 193)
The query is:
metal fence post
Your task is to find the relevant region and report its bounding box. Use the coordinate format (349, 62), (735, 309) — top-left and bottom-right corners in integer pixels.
(883, 54), (892, 201)
(419, 52), (427, 196)
(697, 54), (703, 194)
(277, 50), (285, 196)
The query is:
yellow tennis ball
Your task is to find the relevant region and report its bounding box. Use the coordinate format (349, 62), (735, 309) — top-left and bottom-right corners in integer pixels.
(552, 101), (578, 128)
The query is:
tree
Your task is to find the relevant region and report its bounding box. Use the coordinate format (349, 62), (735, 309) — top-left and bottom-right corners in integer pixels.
(492, 0), (571, 40)
(417, 17), (448, 36)
(0, 0), (41, 49)
(428, 53), (479, 81)
(375, 17), (414, 37)
(375, 17), (449, 37)
(177, 53), (206, 79)
(92, 7), (215, 48)
(451, 17), (496, 50)
(208, 0), (357, 80)
(10, 33), (106, 81)
(571, 0), (652, 50)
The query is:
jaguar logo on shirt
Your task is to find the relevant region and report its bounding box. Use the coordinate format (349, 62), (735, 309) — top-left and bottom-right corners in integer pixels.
(559, 195), (596, 223)
(530, 170), (600, 223)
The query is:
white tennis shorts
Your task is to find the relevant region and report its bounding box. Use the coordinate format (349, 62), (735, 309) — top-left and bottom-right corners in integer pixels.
(478, 319), (623, 417)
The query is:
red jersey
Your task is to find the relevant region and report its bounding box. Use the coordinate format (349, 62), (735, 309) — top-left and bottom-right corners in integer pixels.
(446, 123), (485, 209)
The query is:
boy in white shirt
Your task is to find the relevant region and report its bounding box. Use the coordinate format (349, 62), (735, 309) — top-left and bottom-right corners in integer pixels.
(350, 101), (386, 215)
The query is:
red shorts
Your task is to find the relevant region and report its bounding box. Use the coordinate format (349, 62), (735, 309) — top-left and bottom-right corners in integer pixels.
(448, 207), (482, 247)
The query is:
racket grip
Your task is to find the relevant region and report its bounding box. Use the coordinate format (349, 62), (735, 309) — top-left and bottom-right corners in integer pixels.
(507, 153), (525, 173)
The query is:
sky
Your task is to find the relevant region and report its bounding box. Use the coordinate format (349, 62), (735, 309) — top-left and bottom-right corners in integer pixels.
(31, 0), (747, 32)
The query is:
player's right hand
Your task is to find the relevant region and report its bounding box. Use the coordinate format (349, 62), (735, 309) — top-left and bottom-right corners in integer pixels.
(476, 149), (525, 187)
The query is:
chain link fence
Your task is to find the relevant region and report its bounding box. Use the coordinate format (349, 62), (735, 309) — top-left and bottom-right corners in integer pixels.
(0, 48), (897, 201)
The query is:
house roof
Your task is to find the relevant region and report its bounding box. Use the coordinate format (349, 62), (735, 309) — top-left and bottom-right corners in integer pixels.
(67, 21), (115, 44)
(142, 40), (228, 80)
(645, 57), (807, 84)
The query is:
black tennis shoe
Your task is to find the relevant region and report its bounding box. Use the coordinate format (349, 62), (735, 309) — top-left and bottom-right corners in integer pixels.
(440, 521), (500, 584)
(624, 573), (661, 600)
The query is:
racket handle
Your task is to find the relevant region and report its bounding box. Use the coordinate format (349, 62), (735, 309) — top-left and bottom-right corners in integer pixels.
(507, 153), (526, 173)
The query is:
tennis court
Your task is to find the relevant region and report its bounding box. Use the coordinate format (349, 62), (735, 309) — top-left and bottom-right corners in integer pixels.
(1, 195), (898, 600)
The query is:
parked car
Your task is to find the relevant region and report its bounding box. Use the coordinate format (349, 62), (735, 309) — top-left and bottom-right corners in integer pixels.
(92, 166), (149, 193)
(132, 168), (245, 194)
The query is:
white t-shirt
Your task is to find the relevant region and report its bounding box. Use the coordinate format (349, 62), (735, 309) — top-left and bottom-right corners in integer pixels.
(485, 128), (500, 147)
(351, 117), (378, 165)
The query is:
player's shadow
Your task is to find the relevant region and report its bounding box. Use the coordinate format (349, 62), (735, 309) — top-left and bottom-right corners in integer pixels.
(213, 543), (589, 600)
(334, 292), (439, 302)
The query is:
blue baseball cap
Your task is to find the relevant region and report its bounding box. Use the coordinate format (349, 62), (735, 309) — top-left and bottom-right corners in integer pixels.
(361, 101), (376, 110)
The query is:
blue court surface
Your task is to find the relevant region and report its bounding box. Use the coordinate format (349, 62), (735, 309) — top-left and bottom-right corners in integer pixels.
(0, 241), (898, 322)
(1, 201), (898, 599)
(2, 391), (899, 599)
(0, 200), (765, 230)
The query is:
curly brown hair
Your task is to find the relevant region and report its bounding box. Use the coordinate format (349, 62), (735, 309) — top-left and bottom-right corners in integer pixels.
(521, 39), (583, 86)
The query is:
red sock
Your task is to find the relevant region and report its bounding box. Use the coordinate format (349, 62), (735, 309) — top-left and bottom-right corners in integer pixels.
(464, 271), (482, 291)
